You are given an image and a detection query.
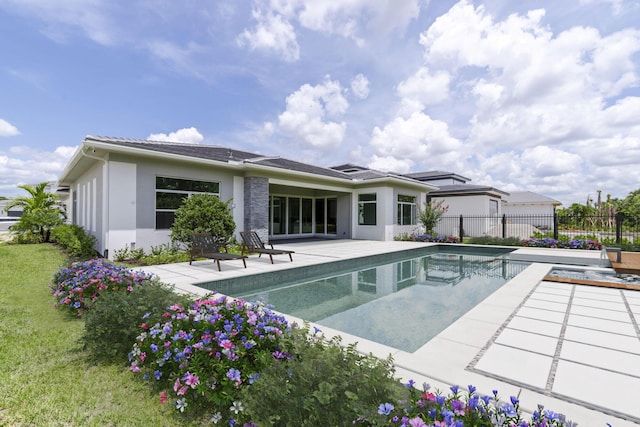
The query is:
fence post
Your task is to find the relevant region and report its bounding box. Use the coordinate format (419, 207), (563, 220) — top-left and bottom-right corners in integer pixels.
(459, 215), (464, 240)
(501, 214), (507, 238)
(615, 213), (623, 245)
(553, 213), (558, 240)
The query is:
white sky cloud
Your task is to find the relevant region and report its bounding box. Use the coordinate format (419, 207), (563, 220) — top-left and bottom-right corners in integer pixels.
(148, 127), (204, 144)
(0, 119), (20, 137)
(275, 77), (349, 149)
(236, 10), (300, 62)
(350, 74), (370, 100)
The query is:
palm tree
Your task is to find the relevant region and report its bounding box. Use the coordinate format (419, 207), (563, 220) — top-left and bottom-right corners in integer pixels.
(6, 182), (65, 242)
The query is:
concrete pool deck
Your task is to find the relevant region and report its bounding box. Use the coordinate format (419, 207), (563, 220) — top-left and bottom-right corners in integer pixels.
(138, 241), (640, 426)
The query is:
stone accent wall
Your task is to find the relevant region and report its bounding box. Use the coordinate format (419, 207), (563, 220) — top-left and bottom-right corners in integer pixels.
(243, 176), (269, 242)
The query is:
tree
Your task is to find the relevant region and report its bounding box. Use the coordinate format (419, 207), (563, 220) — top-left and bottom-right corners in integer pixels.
(418, 199), (448, 235)
(6, 182), (65, 242)
(170, 194), (236, 245)
(617, 189), (640, 218)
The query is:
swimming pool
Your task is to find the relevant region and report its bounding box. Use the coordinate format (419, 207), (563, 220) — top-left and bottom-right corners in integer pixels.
(214, 247), (531, 352)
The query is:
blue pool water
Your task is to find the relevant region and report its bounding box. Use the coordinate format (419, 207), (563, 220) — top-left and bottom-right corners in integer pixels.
(216, 248), (531, 352)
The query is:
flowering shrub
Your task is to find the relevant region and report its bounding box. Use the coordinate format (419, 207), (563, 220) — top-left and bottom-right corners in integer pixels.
(368, 382), (576, 427)
(522, 238), (602, 250)
(129, 294), (291, 423)
(51, 258), (153, 316)
(409, 233), (460, 244)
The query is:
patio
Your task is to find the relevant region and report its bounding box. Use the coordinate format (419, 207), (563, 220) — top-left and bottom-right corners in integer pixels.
(139, 240), (640, 426)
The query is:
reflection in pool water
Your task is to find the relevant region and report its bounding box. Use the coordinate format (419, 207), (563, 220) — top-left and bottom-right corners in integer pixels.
(220, 250), (531, 353)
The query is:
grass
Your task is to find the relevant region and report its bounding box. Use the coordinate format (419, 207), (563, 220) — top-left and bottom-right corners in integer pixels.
(0, 243), (204, 426)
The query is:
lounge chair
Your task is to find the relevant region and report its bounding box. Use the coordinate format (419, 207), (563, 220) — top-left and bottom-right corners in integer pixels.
(240, 231), (294, 264)
(189, 232), (247, 271)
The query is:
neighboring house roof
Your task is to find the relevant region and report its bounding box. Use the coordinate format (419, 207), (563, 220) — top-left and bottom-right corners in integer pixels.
(427, 184), (509, 198)
(58, 136), (438, 191)
(504, 191), (562, 206)
(404, 170), (470, 183)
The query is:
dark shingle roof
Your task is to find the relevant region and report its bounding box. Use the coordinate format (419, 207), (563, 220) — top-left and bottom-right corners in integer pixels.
(428, 184), (509, 197)
(404, 170), (470, 182)
(84, 136), (372, 181)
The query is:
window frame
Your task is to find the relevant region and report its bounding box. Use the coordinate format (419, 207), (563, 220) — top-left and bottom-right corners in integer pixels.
(358, 193), (377, 226)
(397, 194), (417, 226)
(155, 176), (220, 230)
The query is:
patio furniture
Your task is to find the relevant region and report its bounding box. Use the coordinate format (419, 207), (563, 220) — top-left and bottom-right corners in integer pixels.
(189, 232), (247, 271)
(240, 231), (294, 264)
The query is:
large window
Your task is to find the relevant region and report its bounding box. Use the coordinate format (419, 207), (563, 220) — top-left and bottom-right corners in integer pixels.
(155, 177), (219, 229)
(397, 194), (417, 225)
(358, 193), (377, 225)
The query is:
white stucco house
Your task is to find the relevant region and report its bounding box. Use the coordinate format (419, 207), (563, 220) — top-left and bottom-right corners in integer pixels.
(57, 136), (438, 259)
(404, 171), (509, 237)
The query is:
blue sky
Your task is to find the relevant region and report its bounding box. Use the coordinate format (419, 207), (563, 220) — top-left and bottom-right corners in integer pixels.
(1, 0), (639, 206)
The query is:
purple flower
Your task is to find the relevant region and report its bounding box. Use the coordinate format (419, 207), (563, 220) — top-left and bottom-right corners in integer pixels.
(378, 402), (394, 415)
(226, 368), (241, 382)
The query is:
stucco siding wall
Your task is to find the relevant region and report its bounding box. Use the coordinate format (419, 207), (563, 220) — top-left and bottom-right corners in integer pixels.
(106, 155), (241, 255)
(503, 204), (554, 216)
(72, 160), (105, 255)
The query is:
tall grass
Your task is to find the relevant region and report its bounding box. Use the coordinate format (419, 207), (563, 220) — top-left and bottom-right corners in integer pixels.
(0, 244), (201, 426)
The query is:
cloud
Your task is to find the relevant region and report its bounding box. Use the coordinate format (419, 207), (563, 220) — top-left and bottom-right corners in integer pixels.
(350, 74), (370, 100)
(236, 10), (300, 62)
(276, 77), (349, 149)
(0, 119), (20, 137)
(0, 145), (76, 195)
(0, 0), (118, 45)
(148, 127), (204, 144)
(396, 67), (451, 114)
(238, 0), (422, 59)
(369, 112), (465, 172)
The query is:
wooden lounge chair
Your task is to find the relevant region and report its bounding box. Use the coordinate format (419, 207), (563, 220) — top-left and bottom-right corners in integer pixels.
(240, 231), (294, 264)
(189, 232), (247, 271)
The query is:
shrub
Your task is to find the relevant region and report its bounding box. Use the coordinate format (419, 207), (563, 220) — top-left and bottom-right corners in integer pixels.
(240, 328), (406, 426)
(396, 233), (460, 243)
(418, 200), (448, 235)
(522, 238), (602, 250)
(466, 236), (523, 246)
(129, 294), (291, 422)
(113, 246), (145, 262)
(82, 281), (193, 363)
(170, 194), (236, 245)
(50, 258), (154, 316)
(368, 383), (575, 426)
(50, 224), (97, 258)
(9, 230), (43, 244)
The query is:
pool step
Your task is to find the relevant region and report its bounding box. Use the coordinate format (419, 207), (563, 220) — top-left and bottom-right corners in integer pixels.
(608, 251), (640, 275)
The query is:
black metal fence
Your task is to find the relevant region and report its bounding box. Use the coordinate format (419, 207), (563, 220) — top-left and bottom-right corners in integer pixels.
(434, 213), (640, 246)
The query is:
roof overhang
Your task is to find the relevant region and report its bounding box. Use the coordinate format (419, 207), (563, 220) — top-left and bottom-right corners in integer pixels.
(58, 136), (438, 193)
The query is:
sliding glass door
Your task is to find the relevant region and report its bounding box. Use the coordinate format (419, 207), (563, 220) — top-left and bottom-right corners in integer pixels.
(270, 195), (337, 237)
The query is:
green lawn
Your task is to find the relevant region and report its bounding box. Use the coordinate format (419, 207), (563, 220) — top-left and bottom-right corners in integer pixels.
(0, 243), (202, 426)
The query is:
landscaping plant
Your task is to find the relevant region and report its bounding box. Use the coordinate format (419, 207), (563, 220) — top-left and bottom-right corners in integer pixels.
(368, 382), (576, 427)
(170, 193), (236, 245)
(129, 294), (291, 423)
(239, 327), (406, 426)
(51, 258), (154, 316)
(50, 223), (98, 258)
(418, 199), (449, 235)
(83, 281), (193, 363)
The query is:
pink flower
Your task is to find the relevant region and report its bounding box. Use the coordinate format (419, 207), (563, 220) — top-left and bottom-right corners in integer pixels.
(219, 339), (235, 349)
(159, 392), (168, 404)
(183, 372), (200, 388)
(409, 417), (427, 427)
